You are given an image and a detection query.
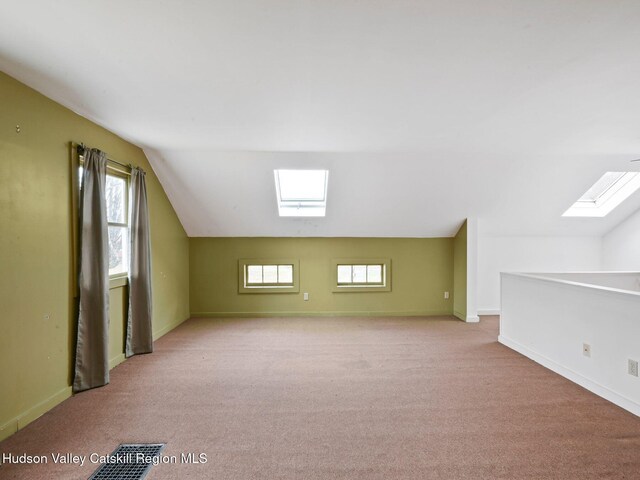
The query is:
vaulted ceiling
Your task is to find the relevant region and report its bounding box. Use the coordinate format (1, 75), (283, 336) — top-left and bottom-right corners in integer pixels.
(2, 1), (640, 236)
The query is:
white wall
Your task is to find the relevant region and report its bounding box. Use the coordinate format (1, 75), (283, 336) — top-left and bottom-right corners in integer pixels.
(478, 236), (602, 314)
(603, 209), (640, 270)
(466, 218), (479, 322)
(500, 273), (640, 417)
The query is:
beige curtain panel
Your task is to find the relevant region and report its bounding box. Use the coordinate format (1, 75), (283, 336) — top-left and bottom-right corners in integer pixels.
(126, 167), (153, 357)
(73, 149), (110, 393)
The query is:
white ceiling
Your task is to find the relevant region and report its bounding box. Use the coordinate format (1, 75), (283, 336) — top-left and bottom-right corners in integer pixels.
(2, 0), (640, 236)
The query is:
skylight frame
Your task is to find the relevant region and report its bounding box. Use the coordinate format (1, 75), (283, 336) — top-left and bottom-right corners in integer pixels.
(563, 171), (640, 217)
(274, 169), (329, 217)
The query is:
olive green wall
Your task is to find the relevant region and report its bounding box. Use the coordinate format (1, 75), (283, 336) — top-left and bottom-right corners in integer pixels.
(190, 237), (453, 317)
(453, 220), (467, 320)
(0, 71), (190, 441)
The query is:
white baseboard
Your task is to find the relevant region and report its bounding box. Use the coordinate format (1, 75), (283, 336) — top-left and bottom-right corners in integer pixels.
(478, 309), (501, 316)
(452, 311), (480, 323)
(499, 334), (640, 417)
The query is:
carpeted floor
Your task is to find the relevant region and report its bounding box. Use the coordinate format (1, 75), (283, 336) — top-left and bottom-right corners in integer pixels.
(1, 315), (639, 479)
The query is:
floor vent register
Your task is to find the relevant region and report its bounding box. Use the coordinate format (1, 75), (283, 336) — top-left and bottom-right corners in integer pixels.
(88, 443), (165, 480)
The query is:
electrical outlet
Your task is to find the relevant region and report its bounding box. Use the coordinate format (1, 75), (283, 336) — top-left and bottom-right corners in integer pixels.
(303, 292), (309, 301)
(444, 291), (449, 299)
(582, 343), (591, 357)
(628, 359), (639, 377)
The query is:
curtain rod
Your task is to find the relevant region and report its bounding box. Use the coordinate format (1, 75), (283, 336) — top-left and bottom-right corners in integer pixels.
(75, 142), (132, 171)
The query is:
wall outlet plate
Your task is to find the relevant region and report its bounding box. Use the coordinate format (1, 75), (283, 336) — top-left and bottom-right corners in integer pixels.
(444, 291), (449, 299)
(628, 359), (639, 377)
(582, 343), (591, 357)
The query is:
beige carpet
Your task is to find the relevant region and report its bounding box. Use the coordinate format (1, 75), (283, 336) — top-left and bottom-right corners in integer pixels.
(1, 315), (639, 479)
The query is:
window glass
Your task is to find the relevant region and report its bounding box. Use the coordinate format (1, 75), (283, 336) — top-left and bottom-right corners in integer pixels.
(367, 265), (382, 283)
(106, 175), (126, 224)
(276, 170), (327, 201)
(352, 265), (367, 283)
(108, 226), (128, 276)
(337, 265), (352, 284)
(247, 265), (262, 284)
(278, 265), (293, 284)
(263, 265), (278, 283)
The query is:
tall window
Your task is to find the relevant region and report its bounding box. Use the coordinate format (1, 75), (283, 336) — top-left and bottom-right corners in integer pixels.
(79, 167), (129, 276)
(105, 174), (128, 276)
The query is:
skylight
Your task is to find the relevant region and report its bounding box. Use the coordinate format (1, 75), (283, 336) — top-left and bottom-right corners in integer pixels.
(563, 171), (640, 217)
(274, 169), (329, 217)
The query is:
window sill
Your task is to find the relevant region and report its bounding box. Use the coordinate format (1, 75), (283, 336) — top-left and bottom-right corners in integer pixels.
(109, 275), (128, 289)
(332, 285), (391, 293)
(239, 286), (300, 294)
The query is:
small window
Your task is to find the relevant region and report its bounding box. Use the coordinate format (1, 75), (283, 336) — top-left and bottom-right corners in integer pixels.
(337, 264), (384, 286)
(79, 166), (129, 277)
(239, 259), (300, 293)
(563, 172), (640, 217)
(246, 264), (294, 286)
(332, 259), (391, 292)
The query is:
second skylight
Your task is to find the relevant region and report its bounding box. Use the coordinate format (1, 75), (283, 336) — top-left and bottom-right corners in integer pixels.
(563, 171), (640, 217)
